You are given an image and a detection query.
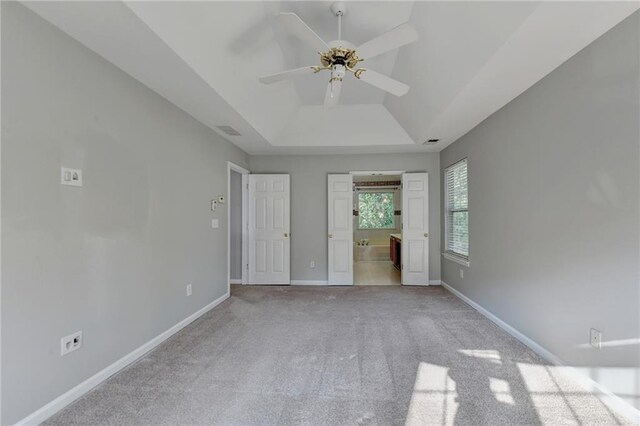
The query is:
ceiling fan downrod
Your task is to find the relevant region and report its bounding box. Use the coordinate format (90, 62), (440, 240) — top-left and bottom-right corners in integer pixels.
(331, 1), (346, 44)
(329, 1), (348, 96)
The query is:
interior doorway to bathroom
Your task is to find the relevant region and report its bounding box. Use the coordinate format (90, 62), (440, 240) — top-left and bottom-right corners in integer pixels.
(327, 170), (428, 286)
(353, 173), (402, 286)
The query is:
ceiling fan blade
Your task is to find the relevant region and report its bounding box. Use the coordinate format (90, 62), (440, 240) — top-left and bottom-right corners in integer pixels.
(259, 66), (317, 84)
(356, 69), (409, 97)
(356, 23), (418, 60)
(279, 12), (329, 53)
(324, 78), (342, 108)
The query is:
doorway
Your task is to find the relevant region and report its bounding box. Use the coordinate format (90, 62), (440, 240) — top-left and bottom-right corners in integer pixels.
(227, 162), (249, 293)
(229, 169), (291, 287)
(353, 174), (402, 286)
(327, 171), (430, 286)
(247, 174), (291, 285)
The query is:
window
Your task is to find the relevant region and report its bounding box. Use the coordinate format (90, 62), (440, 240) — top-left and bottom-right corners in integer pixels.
(445, 159), (468, 259)
(358, 192), (395, 229)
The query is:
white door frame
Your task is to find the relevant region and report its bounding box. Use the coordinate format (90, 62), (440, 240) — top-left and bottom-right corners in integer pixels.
(350, 170), (405, 176)
(227, 161), (249, 294)
(347, 170), (407, 285)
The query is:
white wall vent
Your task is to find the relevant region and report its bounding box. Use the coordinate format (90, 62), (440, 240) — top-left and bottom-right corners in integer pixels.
(216, 125), (241, 136)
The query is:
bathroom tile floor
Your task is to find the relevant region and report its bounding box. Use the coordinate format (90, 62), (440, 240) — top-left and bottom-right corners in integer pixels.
(354, 260), (401, 285)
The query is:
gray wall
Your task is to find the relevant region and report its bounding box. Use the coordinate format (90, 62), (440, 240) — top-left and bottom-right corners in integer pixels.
(440, 12), (640, 409)
(249, 153), (440, 282)
(1, 4), (248, 423)
(230, 170), (243, 280)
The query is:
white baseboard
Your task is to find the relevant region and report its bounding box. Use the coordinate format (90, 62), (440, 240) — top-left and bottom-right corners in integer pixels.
(229, 279), (242, 284)
(289, 280), (441, 286)
(15, 291), (230, 426)
(291, 280), (328, 286)
(441, 281), (640, 424)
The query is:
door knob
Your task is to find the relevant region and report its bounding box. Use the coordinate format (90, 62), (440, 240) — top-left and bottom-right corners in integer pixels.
(284, 233), (289, 238)
(328, 234), (333, 238)
(424, 233), (429, 237)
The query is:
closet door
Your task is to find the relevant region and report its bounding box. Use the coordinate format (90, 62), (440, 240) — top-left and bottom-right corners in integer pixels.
(328, 174), (353, 285)
(248, 175), (290, 284)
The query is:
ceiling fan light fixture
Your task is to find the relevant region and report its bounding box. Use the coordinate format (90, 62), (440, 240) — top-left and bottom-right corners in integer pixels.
(259, 5), (417, 107)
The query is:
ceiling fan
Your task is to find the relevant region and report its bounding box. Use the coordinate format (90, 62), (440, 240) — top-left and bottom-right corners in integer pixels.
(259, 2), (418, 108)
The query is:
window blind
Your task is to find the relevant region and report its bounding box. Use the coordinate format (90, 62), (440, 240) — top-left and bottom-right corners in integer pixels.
(445, 159), (469, 257)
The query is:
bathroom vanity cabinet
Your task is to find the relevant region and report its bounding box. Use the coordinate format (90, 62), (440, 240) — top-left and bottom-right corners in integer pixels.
(390, 234), (402, 270)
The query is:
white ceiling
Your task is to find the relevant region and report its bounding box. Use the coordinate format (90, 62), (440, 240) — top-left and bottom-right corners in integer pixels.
(24, 1), (640, 155)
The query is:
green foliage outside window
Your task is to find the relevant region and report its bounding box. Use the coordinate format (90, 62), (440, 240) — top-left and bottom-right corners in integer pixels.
(358, 192), (394, 229)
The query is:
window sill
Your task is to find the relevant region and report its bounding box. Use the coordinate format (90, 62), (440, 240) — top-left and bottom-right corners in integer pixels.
(442, 252), (470, 267)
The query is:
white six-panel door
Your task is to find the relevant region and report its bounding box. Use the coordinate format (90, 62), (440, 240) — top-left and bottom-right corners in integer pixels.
(402, 173), (429, 285)
(248, 175), (290, 285)
(328, 174), (353, 285)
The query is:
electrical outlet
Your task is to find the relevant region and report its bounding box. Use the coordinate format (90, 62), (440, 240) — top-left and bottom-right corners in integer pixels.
(186, 284), (192, 296)
(590, 328), (602, 349)
(460, 269), (464, 279)
(61, 331), (82, 356)
(310, 260), (315, 269)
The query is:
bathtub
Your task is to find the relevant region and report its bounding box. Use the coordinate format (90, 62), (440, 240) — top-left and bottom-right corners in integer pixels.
(354, 239), (391, 261)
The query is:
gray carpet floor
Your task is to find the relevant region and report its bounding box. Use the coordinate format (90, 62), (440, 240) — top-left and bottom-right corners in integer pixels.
(45, 285), (631, 425)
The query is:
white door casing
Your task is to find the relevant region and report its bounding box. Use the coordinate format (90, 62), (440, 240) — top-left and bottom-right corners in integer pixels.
(402, 173), (429, 285)
(226, 161), (249, 293)
(328, 174), (353, 285)
(248, 174), (290, 285)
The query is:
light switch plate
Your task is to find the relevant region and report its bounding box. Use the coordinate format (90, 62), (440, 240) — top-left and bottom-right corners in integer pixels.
(61, 331), (82, 356)
(211, 219), (219, 229)
(61, 167), (82, 187)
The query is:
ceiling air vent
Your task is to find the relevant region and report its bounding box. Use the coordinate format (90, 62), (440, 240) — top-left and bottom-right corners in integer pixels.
(423, 139), (440, 145)
(216, 125), (241, 136)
